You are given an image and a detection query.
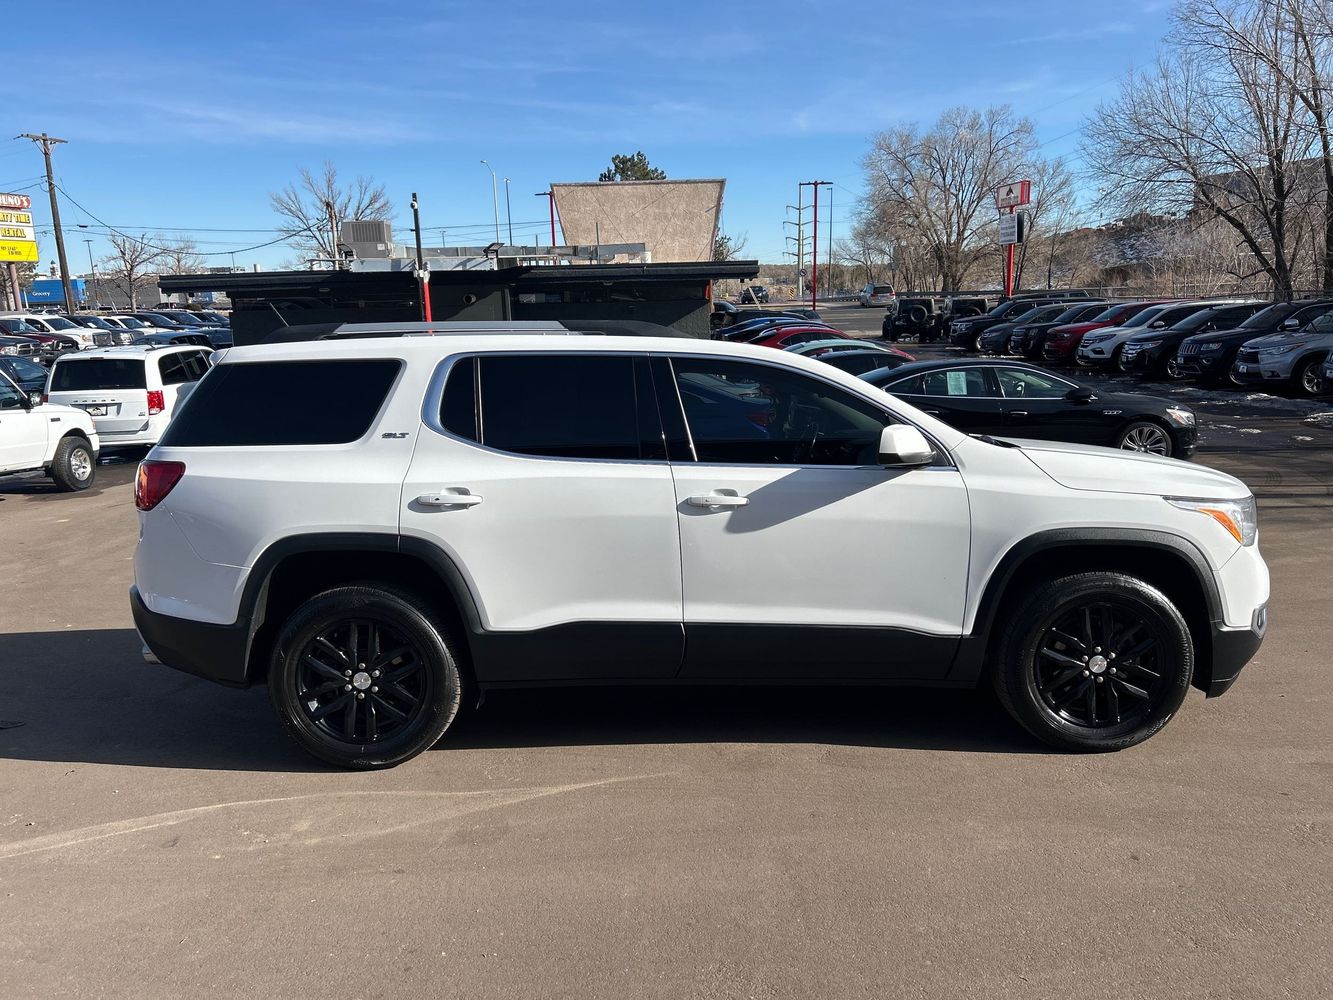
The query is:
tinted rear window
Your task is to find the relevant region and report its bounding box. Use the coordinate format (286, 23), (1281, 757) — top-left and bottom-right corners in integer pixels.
(51, 358), (147, 391)
(160, 360), (400, 447)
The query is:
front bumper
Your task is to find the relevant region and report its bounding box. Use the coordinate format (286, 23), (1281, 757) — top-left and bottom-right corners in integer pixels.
(1173, 352), (1229, 377)
(1204, 605), (1267, 697)
(131, 585), (252, 687)
(1231, 358), (1294, 384)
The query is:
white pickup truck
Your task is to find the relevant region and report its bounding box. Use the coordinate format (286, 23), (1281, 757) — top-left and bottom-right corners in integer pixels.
(0, 370), (99, 491)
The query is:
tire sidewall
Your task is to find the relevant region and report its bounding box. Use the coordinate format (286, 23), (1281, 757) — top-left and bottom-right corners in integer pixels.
(52, 438), (95, 492)
(269, 587), (461, 769)
(997, 574), (1193, 751)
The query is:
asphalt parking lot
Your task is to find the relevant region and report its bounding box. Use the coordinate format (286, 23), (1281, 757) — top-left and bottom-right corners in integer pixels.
(2, 322), (1332, 998)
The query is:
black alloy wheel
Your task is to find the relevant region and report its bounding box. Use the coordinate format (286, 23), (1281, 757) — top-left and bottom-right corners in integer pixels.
(993, 572), (1193, 751)
(269, 585), (463, 769)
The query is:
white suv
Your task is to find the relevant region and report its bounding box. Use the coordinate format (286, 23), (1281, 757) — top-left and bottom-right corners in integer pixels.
(47, 344), (211, 448)
(131, 328), (1270, 769)
(0, 370), (99, 490)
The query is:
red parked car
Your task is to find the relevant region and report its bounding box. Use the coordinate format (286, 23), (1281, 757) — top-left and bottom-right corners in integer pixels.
(750, 326), (853, 350)
(1040, 301), (1168, 365)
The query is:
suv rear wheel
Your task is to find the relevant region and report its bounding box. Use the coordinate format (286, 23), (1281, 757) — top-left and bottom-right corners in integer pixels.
(268, 584), (463, 769)
(992, 572), (1193, 751)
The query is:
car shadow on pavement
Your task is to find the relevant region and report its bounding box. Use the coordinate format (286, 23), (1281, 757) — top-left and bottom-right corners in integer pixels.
(0, 629), (1046, 772)
(449, 685), (1046, 756)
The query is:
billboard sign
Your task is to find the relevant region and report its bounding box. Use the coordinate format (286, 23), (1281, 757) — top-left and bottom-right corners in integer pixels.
(0, 192), (39, 262)
(995, 180), (1032, 210)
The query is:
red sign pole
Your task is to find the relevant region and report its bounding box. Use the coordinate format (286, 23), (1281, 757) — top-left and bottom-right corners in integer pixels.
(1004, 205), (1015, 297)
(810, 183), (819, 311)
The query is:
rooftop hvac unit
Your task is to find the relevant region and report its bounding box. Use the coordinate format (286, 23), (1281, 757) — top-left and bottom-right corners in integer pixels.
(341, 220), (393, 245)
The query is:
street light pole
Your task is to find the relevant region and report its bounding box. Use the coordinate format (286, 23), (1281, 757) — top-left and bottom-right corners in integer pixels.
(503, 178), (513, 247)
(480, 160), (500, 243)
(82, 238), (96, 307)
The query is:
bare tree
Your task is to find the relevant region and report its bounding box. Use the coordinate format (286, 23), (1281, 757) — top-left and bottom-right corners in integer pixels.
(270, 161), (392, 266)
(158, 238), (202, 275)
(1084, 6), (1318, 296)
(100, 233), (164, 309)
(1173, 0), (1333, 290)
(712, 231), (749, 261)
(861, 106), (1040, 291)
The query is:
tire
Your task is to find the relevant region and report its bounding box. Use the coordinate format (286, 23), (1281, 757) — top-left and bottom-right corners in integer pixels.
(1296, 356), (1326, 396)
(1116, 420), (1174, 457)
(991, 572), (1193, 752)
(49, 435), (95, 492)
(268, 584), (464, 769)
(907, 305), (928, 326)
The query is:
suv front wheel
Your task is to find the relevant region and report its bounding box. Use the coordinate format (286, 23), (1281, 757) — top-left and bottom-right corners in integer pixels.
(992, 572), (1193, 752)
(269, 584), (464, 769)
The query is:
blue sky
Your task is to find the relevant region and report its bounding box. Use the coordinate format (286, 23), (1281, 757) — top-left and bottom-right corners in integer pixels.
(4, 0), (1172, 270)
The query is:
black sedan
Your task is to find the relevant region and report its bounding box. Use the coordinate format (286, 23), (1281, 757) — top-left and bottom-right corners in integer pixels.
(861, 359), (1198, 458)
(814, 349), (913, 376)
(0, 355), (49, 394)
(1174, 299), (1333, 384)
(1119, 301), (1266, 377)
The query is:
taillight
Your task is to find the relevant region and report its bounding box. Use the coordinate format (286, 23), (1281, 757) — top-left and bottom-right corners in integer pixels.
(147, 389), (165, 415)
(135, 460), (185, 511)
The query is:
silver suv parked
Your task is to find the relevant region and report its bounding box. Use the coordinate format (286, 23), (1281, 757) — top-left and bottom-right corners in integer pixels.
(1233, 309), (1333, 395)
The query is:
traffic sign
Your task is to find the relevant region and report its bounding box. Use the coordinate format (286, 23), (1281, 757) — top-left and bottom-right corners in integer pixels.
(996, 180), (1031, 209)
(798, 268), (807, 277)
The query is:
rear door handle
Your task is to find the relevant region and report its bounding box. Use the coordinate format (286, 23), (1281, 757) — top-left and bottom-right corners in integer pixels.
(686, 491), (749, 508)
(416, 490), (483, 508)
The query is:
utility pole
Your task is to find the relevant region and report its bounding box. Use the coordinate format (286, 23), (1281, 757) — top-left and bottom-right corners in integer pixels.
(19, 132), (75, 311)
(826, 184), (834, 299)
(536, 191), (557, 249)
(799, 180), (829, 310)
(503, 178), (513, 247)
(323, 198), (341, 270)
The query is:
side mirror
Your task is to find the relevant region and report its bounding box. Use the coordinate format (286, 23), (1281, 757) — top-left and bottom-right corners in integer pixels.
(26, 390), (42, 408)
(879, 424), (934, 467)
(1150, 320), (1167, 329)
(1065, 387), (1097, 404)
(1280, 317), (1301, 330)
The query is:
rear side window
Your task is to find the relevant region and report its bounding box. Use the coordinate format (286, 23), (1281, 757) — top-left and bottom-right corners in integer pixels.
(160, 360), (400, 447)
(51, 358), (147, 391)
(448, 354), (657, 461)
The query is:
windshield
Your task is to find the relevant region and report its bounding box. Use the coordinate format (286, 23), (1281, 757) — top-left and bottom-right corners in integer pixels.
(1125, 304), (1176, 328)
(1030, 305), (1068, 323)
(51, 357), (147, 391)
(40, 316), (78, 331)
(0, 318), (38, 333)
(163, 312), (205, 325)
(137, 313), (177, 326)
(76, 316), (114, 330)
(1241, 303), (1296, 329)
(117, 317), (147, 329)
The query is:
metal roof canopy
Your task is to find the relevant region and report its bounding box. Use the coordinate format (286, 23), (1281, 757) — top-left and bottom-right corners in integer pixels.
(158, 260), (759, 296)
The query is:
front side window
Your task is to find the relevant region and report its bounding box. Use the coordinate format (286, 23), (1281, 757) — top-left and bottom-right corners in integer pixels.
(671, 357), (890, 466)
(996, 368), (1073, 399)
(0, 375), (21, 409)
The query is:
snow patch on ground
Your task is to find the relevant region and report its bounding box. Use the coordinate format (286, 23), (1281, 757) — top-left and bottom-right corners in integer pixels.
(1239, 428), (1263, 434)
(1305, 411), (1333, 424)
(1294, 435), (1314, 442)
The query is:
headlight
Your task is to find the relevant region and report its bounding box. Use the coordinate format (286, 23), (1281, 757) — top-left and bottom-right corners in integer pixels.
(956, 322), (971, 331)
(1136, 339), (1163, 349)
(1197, 342), (1222, 352)
(1167, 495), (1257, 546)
(1014, 328), (1027, 335)
(1165, 406), (1195, 426)
(1082, 334), (1109, 344)
(1258, 344), (1296, 356)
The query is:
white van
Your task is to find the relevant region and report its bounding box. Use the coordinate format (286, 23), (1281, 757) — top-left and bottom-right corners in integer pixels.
(46, 345), (211, 448)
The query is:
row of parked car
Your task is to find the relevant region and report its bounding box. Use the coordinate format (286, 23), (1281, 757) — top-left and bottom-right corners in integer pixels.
(945, 296), (1333, 396)
(0, 341), (216, 492)
(0, 309), (231, 365)
(709, 305), (1199, 458)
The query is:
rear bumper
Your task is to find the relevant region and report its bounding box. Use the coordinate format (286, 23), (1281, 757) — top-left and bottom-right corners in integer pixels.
(131, 585), (251, 687)
(1204, 605), (1267, 698)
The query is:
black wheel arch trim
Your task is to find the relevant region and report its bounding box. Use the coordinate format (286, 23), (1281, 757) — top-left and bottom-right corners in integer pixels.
(949, 527), (1224, 683)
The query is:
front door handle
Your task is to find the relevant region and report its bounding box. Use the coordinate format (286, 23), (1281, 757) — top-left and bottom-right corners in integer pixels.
(416, 490), (483, 508)
(687, 491), (749, 508)
(1010, 410), (1029, 417)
